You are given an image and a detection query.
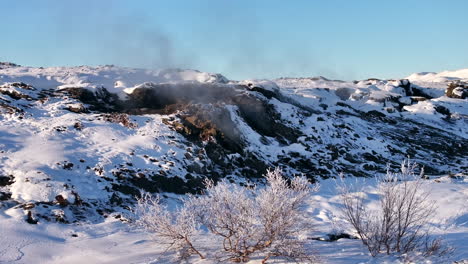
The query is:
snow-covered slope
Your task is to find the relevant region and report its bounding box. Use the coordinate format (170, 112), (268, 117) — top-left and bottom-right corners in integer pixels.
(0, 175), (467, 264)
(0, 64), (467, 263)
(406, 69), (468, 83)
(404, 69), (468, 99)
(0, 64), (228, 98)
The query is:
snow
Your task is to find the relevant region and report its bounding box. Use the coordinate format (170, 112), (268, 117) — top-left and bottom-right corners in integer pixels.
(274, 75), (468, 139)
(0, 64), (467, 263)
(406, 69), (468, 83)
(0, 106), (189, 205)
(405, 69), (468, 99)
(240, 79), (281, 93)
(0, 65), (227, 99)
(1, 175), (467, 263)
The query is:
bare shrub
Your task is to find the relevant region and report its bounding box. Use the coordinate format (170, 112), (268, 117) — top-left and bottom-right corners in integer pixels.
(191, 167), (318, 263)
(255, 169), (317, 263)
(134, 192), (205, 260)
(338, 159), (450, 257)
(133, 168), (319, 263)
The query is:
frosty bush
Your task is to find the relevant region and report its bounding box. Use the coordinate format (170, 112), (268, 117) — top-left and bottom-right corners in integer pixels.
(338, 159), (451, 257)
(193, 167), (318, 263)
(134, 192), (205, 260)
(134, 168), (319, 263)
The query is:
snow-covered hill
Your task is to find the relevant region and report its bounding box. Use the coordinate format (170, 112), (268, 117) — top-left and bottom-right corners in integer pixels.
(0, 63), (467, 263)
(406, 68), (468, 83)
(0, 64), (228, 96)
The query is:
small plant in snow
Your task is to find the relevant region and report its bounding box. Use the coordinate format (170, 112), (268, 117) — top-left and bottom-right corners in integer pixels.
(134, 192), (205, 260)
(133, 168), (319, 263)
(338, 159), (452, 258)
(192, 167), (318, 263)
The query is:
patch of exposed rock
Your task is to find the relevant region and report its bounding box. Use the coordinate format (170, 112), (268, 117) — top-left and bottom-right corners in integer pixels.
(446, 81), (468, 99)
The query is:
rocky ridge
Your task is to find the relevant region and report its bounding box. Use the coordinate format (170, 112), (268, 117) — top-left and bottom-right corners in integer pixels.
(0, 64), (467, 223)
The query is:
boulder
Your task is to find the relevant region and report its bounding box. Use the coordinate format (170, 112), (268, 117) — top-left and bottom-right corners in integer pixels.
(0, 175), (14, 186)
(446, 81), (468, 99)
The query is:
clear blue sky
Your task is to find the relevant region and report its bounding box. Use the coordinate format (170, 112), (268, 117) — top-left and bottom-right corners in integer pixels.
(1, 0), (467, 80)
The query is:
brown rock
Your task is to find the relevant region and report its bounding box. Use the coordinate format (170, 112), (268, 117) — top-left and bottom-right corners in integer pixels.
(55, 195), (70, 207)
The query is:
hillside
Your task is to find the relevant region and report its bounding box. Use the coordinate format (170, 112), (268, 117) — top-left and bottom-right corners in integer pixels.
(0, 64), (467, 263)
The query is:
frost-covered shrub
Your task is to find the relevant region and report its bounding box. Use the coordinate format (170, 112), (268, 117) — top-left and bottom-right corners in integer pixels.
(192, 167), (318, 263)
(134, 192), (205, 260)
(134, 168), (319, 263)
(338, 159), (451, 257)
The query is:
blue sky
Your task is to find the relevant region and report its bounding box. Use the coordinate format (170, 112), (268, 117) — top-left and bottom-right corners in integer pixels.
(1, 0), (467, 80)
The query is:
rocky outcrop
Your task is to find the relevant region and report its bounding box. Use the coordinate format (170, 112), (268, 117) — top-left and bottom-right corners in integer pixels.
(58, 87), (120, 112)
(1, 67), (467, 223)
(0, 62), (20, 69)
(446, 81), (468, 99)
(0, 175), (14, 186)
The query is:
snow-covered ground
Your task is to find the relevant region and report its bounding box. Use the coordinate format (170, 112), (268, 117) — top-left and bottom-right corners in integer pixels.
(0, 175), (467, 263)
(0, 64), (467, 263)
(406, 69), (468, 83)
(0, 64), (228, 99)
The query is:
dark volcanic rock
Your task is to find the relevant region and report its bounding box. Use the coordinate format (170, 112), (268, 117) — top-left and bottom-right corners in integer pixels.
(0, 175), (14, 186)
(26, 211), (38, 224)
(55, 195), (70, 207)
(1, 75), (466, 223)
(59, 87), (121, 112)
(446, 81), (468, 99)
(0, 192), (11, 201)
